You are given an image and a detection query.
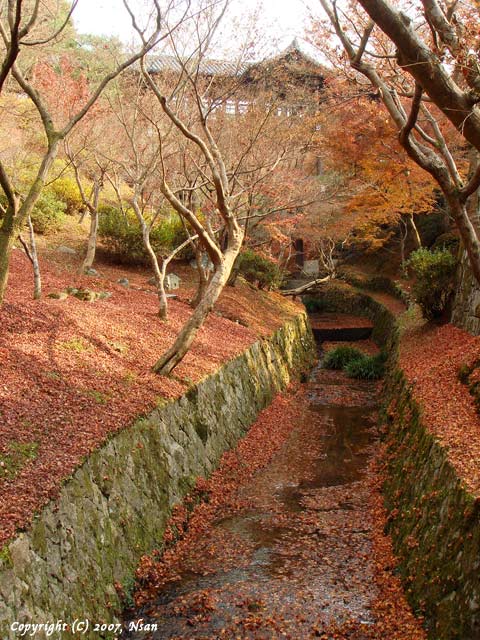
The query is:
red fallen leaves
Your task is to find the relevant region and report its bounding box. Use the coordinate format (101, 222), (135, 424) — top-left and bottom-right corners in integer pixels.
(400, 321), (480, 496)
(130, 364), (425, 640)
(133, 386), (306, 601)
(366, 290), (406, 317)
(0, 249), (301, 548)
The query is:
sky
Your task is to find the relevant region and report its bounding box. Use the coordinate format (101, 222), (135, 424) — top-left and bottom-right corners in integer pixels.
(72, 0), (315, 55)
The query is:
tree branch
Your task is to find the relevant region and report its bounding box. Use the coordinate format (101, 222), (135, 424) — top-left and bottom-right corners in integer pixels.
(399, 82), (423, 146)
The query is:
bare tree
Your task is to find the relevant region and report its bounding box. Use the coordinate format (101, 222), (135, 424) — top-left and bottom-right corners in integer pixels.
(17, 215), (41, 298)
(120, 0), (320, 373)
(142, 62), (245, 373)
(317, 0), (480, 284)
(0, 0), (185, 303)
(318, 236), (337, 278)
(97, 76), (194, 320)
(64, 139), (108, 274)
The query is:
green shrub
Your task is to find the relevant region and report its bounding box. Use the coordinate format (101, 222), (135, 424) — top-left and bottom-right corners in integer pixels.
(431, 231), (460, 253)
(237, 249), (282, 290)
(98, 206), (187, 265)
(31, 190), (66, 234)
(324, 346), (386, 379)
(344, 352), (386, 380)
(303, 297), (326, 313)
(416, 209), (448, 247)
(49, 177), (83, 216)
(323, 345), (364, 370)
(458, 363), (472, 385)
(407, 247), (457, 320)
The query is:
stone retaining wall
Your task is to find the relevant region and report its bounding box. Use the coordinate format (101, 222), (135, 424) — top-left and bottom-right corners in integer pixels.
(384, 373), (480, 640)
(307, 283), (480, 639)
(0, 313), (315, 640)
(452, 249), (480, 335)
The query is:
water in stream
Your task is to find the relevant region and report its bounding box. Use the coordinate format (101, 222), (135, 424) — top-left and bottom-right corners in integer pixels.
(123, 347), (383, 639)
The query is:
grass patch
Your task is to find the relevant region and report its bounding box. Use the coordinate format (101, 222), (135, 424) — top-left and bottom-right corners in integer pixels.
(323, 345), (386, 380)
(57, 337), (91, 353)
(119, 574), (136, 610)
(0, 441), (39, 480)
(323, 345), (364, 370)
(0, 546), (12, 568)
(45, 370), (63, 381)
(344, 352), (386, 380)
(458, 363), (471, 385)
(122, 370), (137, 384)
(303, 297), (326, 313)
(83, 389), (109, 404)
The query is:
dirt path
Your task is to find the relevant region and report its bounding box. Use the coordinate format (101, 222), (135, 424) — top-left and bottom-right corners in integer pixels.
(123, 345), (425, 640)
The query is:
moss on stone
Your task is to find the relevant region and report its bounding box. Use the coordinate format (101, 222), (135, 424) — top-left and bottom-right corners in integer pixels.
(306, 284), (480, 639)
(0, 441), (39, 480)
(0, 545), (12, 569)
(0, 312), (317, 640)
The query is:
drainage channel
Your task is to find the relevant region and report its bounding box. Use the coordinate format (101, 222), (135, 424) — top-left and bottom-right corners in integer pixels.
(122, 332), (384, 639)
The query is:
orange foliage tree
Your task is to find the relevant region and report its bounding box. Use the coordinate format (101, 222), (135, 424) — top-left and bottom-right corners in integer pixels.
(317, 85), (438, 257)
(315, 0), (480, 284)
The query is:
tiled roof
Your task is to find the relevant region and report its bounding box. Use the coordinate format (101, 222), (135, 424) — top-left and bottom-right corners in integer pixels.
(146, 53), (251, 77)
(146, 40), (324, 78)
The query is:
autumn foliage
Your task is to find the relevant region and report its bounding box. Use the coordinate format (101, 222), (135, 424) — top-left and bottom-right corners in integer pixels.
(316, 87), (437, 250)
(0, 249), (301, 548)
(128, 325), (426, 639)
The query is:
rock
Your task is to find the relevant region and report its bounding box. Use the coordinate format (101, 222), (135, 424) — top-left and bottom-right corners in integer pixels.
(165, 273), (181, 290)
(117, 278), (129, 287)
(302, 259), (320, 277)
(85, 268), (100, 277)
(9, 535), (30, 578)
(61, 287), (110, 302)
(57, 246), (77, 255)
(190, 257), (214, 272)
(47, 292), (68, 300)
(73, 288), (97, 302)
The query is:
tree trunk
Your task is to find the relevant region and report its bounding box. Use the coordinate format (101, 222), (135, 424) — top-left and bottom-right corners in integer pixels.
(399, 218), (408, 275)
(408, 214), (422, 249)
(0, 140), (59, 305)
(131, 198), (167, 320)
(448, 195), (480, 285)
(227, 258), (241, 287)
(153, 245), (240, 375)
(158, 267), (169, 322)
(27, 216), (41, 299)
(80, 179), (102, 274)
(281, 275), (331, 296)
(0, 226), (15, 303)
(191, 247), (209, 307)
(141, 228), (167, 320)
(80, 208), (99, 273)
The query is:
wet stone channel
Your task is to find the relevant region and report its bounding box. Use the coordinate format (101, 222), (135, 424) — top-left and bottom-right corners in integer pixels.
(123, 341), (383, 639)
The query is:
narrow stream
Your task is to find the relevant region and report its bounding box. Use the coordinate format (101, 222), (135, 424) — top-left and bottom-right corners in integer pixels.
(124, 343), (381, 639)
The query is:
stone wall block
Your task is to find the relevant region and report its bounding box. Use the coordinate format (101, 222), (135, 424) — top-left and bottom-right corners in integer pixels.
(0, 312), (315, 639)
